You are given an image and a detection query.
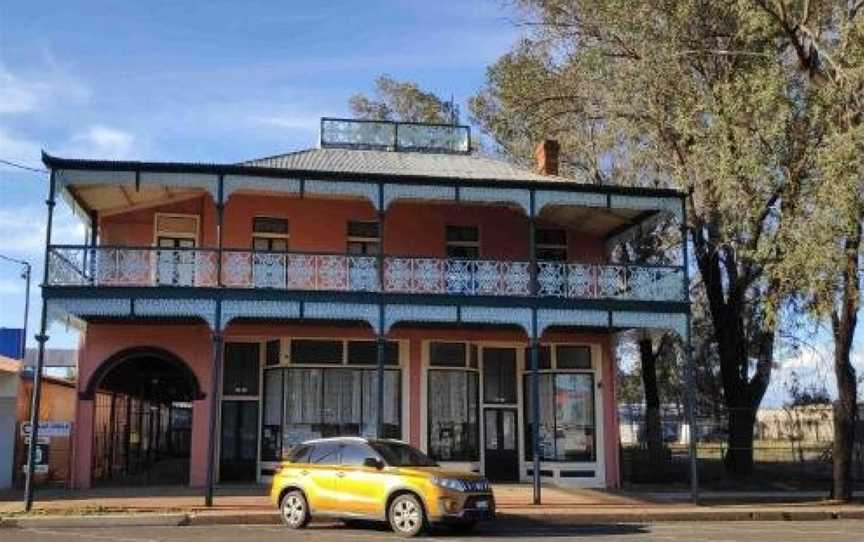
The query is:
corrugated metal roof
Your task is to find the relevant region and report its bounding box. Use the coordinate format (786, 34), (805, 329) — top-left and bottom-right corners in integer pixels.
(243, 147), (578, 184)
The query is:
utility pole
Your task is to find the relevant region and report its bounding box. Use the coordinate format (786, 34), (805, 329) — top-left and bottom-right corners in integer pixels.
(0, 254), (32, 360)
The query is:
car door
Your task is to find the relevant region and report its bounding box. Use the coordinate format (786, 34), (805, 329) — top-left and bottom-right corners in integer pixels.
(305, 441), (342, 512)
(337, 442), (389, 518)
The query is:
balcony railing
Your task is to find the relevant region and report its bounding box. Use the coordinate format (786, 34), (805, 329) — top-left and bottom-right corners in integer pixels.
(47, 246), (686, 302)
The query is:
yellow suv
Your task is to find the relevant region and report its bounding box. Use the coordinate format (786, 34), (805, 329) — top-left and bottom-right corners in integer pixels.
(270, 437), (495, 537)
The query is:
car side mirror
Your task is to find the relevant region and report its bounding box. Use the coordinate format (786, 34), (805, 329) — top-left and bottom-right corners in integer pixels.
(363, 457), (384, 470)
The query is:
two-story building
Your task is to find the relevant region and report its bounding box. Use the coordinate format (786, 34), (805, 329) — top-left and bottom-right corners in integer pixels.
(37, 119), (690, 497)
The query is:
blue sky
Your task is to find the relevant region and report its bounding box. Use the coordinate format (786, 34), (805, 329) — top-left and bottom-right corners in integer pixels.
(0, 0), (851, 406)
(0, 0), (522, 347)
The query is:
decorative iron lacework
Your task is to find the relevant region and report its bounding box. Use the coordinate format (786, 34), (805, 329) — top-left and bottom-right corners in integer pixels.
(461, 307), (532, 335)
(612, 311), (688, 338)
(384, 304), (458, 333)
(459, 186), (531, 216)
(534, 261), (684, 302)
(304, 302), (380, 331)
(223, 175), (301, 200)
(305, 180), (381, 210)
(383, 184), (455, 210)
(609, 194), (683, 221)
(537, 309), (607, 335)
(535, 190), (606, 214)
(135, 298), (217, 329)
(139, 172), (220, 201)
(221, 300), (300, 330)
(220, 251), (378, 291)
(384, 257), (530, 297)
(47, 298), (132, 318)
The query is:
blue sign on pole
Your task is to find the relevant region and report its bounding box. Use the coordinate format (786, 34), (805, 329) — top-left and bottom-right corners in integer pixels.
(0, 328), (24, 359)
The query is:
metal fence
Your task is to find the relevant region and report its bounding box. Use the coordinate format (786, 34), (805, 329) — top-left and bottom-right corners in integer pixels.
(620, 418), (864, 491)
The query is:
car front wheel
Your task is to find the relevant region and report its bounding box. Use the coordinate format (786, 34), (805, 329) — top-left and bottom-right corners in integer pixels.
(280, 490), (310, 529)
(388, 493), (426, 537)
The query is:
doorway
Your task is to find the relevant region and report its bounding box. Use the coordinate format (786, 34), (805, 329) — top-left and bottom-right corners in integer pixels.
(482, 347), (519, 482)
(219, 401), (259, 482)
(483, 408), (519, 482)
(155, 237), (196, 286)
(88, 347), (199, 486)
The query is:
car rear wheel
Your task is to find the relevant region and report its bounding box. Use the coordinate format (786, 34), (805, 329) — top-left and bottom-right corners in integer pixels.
(280, 490), (310, 529)
(388, 493), (425, 537)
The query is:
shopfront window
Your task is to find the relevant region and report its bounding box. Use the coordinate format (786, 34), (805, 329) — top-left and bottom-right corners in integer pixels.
(428, 370), (479, 461)
(260, 367), (401, 461)
(523, 372), (596, 462)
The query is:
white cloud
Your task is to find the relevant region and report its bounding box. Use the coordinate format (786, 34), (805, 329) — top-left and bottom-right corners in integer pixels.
(0, 206), (85, 257)
(0, 64), (90, 116)
(0, 127), (42, 166)
(0, 70), (41, 114)
(63, 125), (137, 160)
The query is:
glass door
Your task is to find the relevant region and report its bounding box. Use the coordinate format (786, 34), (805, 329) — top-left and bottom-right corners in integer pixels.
(219, 400), (259, 482)
(156, 237), (195, 286)
(483, 408), (519, 482)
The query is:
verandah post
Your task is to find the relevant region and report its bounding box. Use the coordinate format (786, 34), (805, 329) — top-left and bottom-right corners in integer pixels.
(680, 193), (699, 501)
(23, 168), (57, 511)
(376, 186), (386, 439)
(205, 175), (225, 507)
(528, 188), (541, 505)
(204, 303), (223, 507)
(376, 313), (385, 439)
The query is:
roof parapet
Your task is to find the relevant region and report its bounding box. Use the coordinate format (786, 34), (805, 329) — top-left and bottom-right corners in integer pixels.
(319, 117), (470, 154)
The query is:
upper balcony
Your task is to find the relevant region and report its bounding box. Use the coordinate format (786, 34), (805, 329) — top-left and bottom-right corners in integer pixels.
(47, 245), (685, 303)
(40, 118), (689, 318)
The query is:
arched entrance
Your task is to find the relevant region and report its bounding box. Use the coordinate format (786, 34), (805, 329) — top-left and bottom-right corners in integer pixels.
(84, 347), (203, 486)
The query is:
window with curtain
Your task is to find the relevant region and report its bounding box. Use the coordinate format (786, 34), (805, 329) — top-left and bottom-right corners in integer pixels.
(427, 370), (479, 461)
(523, 372), (595, 461)
(262, 366), (401, 458)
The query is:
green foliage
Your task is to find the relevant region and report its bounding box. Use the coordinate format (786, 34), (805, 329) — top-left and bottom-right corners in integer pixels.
(471, 0), (864, 474)
(349, 75), (460, 124)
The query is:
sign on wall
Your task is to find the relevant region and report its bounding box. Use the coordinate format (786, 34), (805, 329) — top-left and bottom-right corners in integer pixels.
(20, 421), (72, 438)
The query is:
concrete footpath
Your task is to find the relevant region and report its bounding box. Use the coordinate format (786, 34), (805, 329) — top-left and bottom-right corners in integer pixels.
(1, 485), (864, 528)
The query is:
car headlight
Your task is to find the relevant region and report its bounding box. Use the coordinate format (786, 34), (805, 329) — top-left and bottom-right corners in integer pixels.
(431, 477), (467, 492)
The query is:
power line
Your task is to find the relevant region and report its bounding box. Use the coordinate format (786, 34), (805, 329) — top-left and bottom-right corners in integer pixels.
(0, 158), (48, 174)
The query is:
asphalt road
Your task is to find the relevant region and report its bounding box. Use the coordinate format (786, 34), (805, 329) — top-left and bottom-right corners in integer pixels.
(2, 520), (864, 542)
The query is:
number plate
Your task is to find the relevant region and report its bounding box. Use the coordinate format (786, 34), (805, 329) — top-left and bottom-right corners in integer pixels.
(475, 499), (489, 510)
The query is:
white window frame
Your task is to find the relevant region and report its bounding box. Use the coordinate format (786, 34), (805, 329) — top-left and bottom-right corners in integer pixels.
(535, 227), (568, 262)
(346, 220), (380, 254)
(444, 225), (481, 258)
(153, 212), (199, 245)
(252, 216), (290, 251)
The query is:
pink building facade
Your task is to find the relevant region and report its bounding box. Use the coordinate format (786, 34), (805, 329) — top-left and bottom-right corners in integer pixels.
(39, 119), (689, 495)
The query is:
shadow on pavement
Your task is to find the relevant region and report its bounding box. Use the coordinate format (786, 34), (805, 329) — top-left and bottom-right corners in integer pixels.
(312, 519), (649, 538)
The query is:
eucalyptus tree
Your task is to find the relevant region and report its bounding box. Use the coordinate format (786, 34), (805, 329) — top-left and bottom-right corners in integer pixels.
(349, 75), (460, 124)
(471, 0), (818, 474)
(757, 0), (864, 500)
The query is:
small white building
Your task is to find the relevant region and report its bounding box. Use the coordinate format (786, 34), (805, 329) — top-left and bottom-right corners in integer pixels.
(0, 356), (21, 489)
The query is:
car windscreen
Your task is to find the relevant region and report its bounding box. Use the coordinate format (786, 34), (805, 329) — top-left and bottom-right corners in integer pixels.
(368, 441), (438, 467)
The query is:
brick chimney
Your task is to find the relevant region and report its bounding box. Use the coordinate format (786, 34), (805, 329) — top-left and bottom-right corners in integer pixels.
(534, 139), (560, 176)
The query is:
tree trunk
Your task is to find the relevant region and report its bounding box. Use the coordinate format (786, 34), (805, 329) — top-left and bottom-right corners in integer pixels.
(693, 231), (773, 477)
(725, 407), (757, 475)
(639, 337), (664, 470)
(832, 223), (860, 501)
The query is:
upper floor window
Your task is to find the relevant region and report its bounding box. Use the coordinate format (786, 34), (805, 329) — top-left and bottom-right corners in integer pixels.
(155, 213), (199, 246)
(535, 228), (568, 261)
(347, 221), (380, 255)
(445, 225), (479, 258)
(253, 217), (289, 252)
